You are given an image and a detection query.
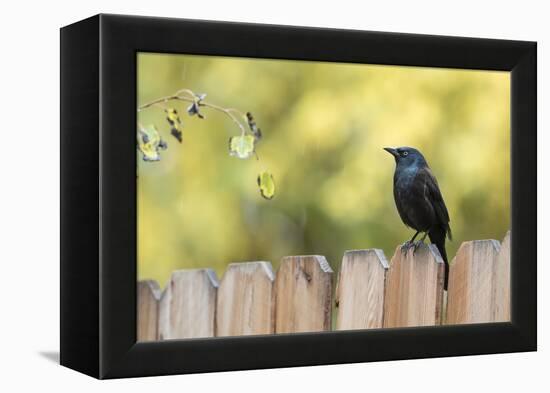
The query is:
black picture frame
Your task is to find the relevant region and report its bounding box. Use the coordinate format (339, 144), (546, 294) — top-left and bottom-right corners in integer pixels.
(60, 14), (536, 379)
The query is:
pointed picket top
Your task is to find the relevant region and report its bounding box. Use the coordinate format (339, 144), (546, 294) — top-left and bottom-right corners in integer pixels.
(137, 280), (161, 341)
(158, 269), (219, 340)
(383, 243), (445, 328)
(137, 230), (512, 341)
(336, 249), (389, 330)
(216, 261), (275, 336)
(274, 255), (333, 333)
(446, 239), (501, 324)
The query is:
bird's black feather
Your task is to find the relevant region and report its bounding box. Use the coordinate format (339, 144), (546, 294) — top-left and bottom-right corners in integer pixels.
(385, 147), (452, 290)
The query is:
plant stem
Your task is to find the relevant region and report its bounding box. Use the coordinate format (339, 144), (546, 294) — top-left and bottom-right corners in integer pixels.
(138, 90), (247, 135)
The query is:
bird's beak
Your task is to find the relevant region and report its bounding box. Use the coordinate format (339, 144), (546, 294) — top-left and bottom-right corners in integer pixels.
(383, 147), (399, 158)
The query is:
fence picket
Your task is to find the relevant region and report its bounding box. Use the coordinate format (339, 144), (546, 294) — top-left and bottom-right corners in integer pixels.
(137, 280), (160, 341)
(216, 262), (275, 336)
(494, 232), (511, 321)
(137, 231), (511, 341)
(336, 249), (388, 330)
(274, 255), (333, 333)
(158, 269), (219, 339)
(446, 239), (501, 324)
(383, 244), (445, 327)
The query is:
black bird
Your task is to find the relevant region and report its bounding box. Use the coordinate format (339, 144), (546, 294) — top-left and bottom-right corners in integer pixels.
(384, 147), (452, 290)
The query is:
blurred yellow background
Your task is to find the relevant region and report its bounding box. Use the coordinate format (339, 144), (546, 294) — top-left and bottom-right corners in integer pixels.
(137, 52), (510, 287)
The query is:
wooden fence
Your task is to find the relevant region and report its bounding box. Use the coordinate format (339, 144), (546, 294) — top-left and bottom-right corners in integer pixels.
(137, 231), (510, 341)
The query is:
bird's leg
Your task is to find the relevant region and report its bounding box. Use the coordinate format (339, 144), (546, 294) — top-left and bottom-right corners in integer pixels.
(412, 232), (430, 254)
(401, 231), (420, 254)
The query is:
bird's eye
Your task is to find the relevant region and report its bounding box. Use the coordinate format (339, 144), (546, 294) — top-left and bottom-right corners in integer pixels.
(401, 151), (409, 157)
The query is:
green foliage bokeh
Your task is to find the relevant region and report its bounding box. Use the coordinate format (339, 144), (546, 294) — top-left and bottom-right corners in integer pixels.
(137, 53), (510, 286)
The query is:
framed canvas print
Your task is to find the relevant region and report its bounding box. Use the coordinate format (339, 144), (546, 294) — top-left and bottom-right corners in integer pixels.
(60, 14), (536, 379)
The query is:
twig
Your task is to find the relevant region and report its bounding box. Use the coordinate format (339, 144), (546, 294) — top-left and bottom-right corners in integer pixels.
(137, 87), (274, 199)
(138, 89), (247, 135)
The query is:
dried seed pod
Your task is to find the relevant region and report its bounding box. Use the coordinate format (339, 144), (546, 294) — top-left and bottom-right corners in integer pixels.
(165, 108), (183, 142)
(246, 112), (262, 140)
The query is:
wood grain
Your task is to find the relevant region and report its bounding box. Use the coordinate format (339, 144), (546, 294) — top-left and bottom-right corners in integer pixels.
(216, 261), (275, 336)
(383, 244), (445, 328)
(137, 280), (160, 341)
(336, 249), (389, 330)
(140, 231), (512, 339)
(494, 231), (511, 321)
(274, 255), (333, 333)
(158, 269), (219, 339)
(446, 239), (502, 324)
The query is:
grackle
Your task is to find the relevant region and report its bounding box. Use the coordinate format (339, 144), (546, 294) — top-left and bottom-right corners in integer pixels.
(384, 147), (452, 290)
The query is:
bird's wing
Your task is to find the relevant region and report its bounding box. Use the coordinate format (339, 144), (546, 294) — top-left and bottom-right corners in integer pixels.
(420, 167), (452, 240)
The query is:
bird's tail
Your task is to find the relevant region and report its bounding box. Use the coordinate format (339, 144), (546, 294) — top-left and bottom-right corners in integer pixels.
(429, 230), (449, 291)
